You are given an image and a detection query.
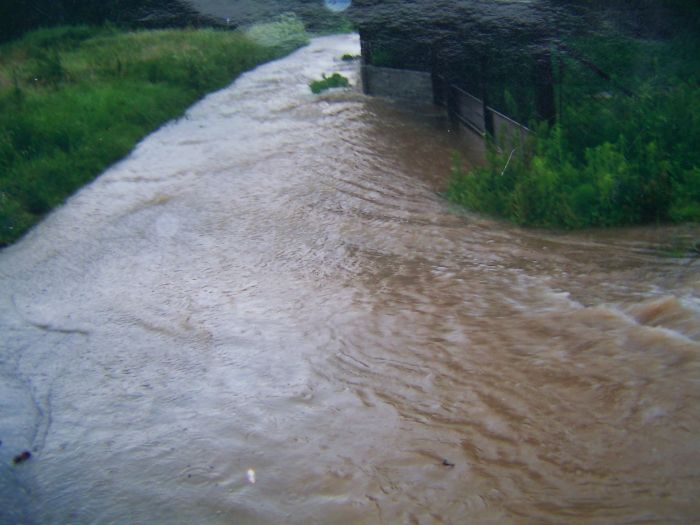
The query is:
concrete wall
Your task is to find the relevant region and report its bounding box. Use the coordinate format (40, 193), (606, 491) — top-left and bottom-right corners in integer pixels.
(361, 65), (434, 105)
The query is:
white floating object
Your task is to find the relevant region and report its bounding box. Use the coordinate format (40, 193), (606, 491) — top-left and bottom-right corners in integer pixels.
(325, 0), (351, 12)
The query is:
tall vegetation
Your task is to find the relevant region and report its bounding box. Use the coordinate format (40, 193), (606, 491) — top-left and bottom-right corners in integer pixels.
(0, 18), (308, 246)
(447, 31), (700, 228)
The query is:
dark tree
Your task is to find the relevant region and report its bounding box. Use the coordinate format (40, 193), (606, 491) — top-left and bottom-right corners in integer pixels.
(0, 0), (220, 43)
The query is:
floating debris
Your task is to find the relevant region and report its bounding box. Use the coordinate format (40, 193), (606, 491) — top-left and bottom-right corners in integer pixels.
(13, 451), (32, 465)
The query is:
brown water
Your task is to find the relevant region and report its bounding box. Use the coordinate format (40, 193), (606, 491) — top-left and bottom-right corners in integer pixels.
(2, 34), (700, 524)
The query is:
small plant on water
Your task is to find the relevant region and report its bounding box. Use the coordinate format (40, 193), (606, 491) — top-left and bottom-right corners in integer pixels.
(309, 73), (350, 94)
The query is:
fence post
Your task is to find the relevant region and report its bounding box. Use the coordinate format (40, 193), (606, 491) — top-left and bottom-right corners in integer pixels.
(359, 30), (371, 95)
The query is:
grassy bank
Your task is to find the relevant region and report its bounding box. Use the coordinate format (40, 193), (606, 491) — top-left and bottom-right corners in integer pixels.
(447, 32), (700, 229)
(0, 17), (308, 247)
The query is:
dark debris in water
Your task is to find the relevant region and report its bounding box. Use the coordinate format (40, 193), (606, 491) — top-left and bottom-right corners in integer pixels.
(12, 451), (32, 465)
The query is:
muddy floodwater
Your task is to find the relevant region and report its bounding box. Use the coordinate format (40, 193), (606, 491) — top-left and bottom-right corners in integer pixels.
(2, 34), (700, 524)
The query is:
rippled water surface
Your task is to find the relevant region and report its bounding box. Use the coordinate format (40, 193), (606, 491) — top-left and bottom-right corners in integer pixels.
(2, 35), (700, 524)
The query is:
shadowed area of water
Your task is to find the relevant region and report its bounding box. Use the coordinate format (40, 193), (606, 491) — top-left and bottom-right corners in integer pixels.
(1, 34), (699, 524)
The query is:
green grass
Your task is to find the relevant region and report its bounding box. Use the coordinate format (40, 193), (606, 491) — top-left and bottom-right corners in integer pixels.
(447, 32), (700, 229)
(0, 18), (308, 246)
(309, 72), (349, 94)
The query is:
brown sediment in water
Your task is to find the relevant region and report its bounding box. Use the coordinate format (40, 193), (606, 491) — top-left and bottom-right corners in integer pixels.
(0, 34), (699, 524)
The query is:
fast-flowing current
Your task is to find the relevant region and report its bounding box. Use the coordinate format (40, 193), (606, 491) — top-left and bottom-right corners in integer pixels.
(2, 34), (700, 524)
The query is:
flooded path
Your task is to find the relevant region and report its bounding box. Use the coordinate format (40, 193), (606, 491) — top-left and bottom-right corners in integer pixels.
(2, 34), (700, 524)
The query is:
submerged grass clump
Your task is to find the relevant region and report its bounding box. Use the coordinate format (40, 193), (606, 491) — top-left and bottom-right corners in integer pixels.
(0, 19), (308, 247)
(309, 72), (349, 94)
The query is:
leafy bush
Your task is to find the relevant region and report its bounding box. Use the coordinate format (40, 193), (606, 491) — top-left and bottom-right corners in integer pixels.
(447, 33), (700, 228)
(309, 73), (350, 94)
